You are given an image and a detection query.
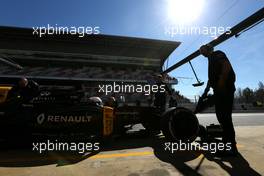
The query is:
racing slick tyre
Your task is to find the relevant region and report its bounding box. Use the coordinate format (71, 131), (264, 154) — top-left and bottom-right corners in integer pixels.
(161, 107), (200, 142)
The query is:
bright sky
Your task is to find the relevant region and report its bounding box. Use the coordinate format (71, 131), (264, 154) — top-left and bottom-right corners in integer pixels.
(0, 0), (263, 99)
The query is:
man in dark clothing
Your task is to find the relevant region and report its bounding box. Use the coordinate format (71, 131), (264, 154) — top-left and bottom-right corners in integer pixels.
(153, 74), (172, 112)
(199, 44), (238, 156)
(7, 77), (40, 102)
(169, 89), (178, 108)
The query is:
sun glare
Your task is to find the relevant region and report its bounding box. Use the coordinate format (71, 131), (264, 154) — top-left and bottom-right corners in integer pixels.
(167, 0), (205, 24)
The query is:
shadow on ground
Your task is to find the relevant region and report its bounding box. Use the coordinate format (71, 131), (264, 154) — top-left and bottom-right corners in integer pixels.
(0, 132), (261, 176)
(201, 151), (261, 176)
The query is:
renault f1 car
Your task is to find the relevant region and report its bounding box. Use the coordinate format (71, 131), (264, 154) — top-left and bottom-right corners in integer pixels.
(0, 84), (218, 145)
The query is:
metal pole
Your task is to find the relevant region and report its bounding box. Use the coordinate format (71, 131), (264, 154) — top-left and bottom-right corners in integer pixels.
(0, 57), (23, 70)
(162, 7), (264, 74)
(188, 61), (200, 82)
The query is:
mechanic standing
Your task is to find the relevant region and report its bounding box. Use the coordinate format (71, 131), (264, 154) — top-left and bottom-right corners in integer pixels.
(153, 74), (172, 112)
(199, 44), (238, 156)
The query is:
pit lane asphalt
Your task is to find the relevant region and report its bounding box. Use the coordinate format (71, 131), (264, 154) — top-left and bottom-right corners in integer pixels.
(197, 113), (264, 126)
(0, 113), (263, 176)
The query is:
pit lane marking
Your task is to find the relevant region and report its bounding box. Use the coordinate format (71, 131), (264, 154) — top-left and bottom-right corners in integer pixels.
(86, 144), (244, 160)
(87, 151), (154, 159)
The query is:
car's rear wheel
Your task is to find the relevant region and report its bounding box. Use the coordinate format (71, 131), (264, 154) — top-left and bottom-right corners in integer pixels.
(161, 107), (200, 142)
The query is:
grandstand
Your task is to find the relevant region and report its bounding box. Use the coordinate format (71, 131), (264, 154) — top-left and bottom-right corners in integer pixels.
(0, 26), (180, 104)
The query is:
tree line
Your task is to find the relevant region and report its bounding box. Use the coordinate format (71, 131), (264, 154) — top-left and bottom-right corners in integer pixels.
(235, 81), (264, 106)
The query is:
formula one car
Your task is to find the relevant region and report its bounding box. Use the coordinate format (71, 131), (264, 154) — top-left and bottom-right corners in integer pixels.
(0, 85), (114, 143)
(0, 84), (218, 146)
(1, 8), (263, 146)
